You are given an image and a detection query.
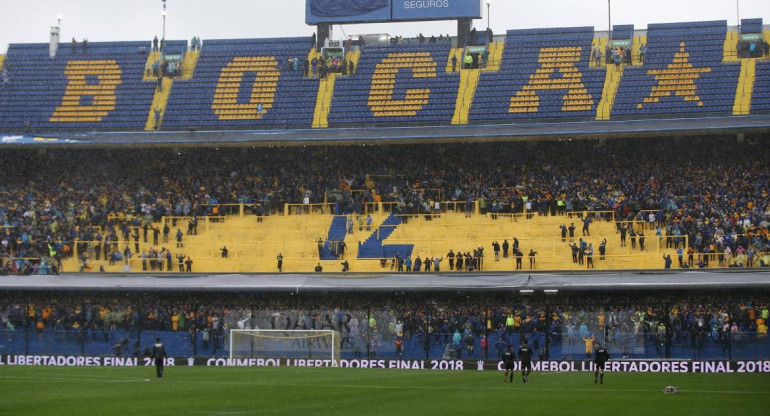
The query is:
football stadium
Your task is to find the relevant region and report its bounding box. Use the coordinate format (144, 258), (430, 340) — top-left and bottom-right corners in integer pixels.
(1, 0), (769, 414)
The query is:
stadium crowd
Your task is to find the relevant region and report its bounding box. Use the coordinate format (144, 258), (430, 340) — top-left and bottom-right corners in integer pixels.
(1, 136), (769, 273)
(0, 290), (767, 359)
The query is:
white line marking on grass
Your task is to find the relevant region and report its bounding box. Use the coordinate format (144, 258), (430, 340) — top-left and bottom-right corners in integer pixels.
(17, 372), (149, 380)
(137, 378), (763, 395)
(0, 375), (150, 383)
(0, 373), (761, 396)
(105, 378), (151, 383)
(538, 371), (568, 376)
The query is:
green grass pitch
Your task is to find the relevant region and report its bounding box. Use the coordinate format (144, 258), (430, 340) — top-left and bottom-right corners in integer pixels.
(0, 366), (767, 415)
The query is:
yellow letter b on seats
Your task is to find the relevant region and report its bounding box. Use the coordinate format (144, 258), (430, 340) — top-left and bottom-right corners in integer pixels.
(50, 60), (122, 122)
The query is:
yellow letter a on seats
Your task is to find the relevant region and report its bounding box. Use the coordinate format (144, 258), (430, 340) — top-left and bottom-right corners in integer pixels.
(509, 47), (593, 113)
(50, 60), (122, 122)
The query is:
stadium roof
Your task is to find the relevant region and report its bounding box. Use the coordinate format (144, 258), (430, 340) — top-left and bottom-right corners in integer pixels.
(2, 269), (769, 292)
(3, 114), (769, 148)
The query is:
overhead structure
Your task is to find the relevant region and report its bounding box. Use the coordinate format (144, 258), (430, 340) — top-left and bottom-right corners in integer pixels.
(305, 0), (483, 50)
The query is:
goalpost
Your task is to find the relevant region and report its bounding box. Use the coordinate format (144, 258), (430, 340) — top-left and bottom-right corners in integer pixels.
(229, 329), (341, 362)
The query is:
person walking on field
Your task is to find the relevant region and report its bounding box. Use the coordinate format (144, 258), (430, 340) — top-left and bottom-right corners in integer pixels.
(152, 337), (167, 378)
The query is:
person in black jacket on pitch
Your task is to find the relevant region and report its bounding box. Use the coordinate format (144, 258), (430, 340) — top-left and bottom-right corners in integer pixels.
(594, 342), (610, 384)
(502, 345), (516, 383)
(152, 337), (168, 378)
(518, 339), (533, 383)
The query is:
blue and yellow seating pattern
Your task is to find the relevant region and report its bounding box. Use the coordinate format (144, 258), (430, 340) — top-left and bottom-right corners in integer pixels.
(161, 38), (318, 130)
(469, 26), (605, 122)
(328, 42), (459, 125)
(612, 21), (739, 117)
(0, 21), (760, 134)
(0, 41), (171, 132)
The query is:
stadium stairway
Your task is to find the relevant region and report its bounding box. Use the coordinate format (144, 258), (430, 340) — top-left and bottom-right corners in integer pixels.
(0, 54), (5, 70)
(482, 41), (505, 72)
(346, 49), (361, 74)
(142, 52), (162, 81)
(732, 58), (756, 115)
(449, 41), (504, 125)
(307, 49), (320, 69)
(180, 50), (200, 79)
(321, 215), (348, 260)
(723, 29), (739, 63)
(590, 36), (608, 68)
(631, 34), (647, 65)
(595, 63), (623, 120)
(309, 37), (363, 129)
(451, 69), (480, 125)
(446, 47), (463, 72)
(312, 73), (337, 128)
(144, 77), (174, 131)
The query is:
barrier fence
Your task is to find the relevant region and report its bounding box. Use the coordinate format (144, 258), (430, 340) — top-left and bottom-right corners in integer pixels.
(0, 300), (767, 361)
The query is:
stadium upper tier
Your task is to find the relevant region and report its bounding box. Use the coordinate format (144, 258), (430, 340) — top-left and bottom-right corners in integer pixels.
(469, 26), (605, 122)
(162, 38), (318, 130)
(613, 21), (740, 117)
(0, 20), (768, 134)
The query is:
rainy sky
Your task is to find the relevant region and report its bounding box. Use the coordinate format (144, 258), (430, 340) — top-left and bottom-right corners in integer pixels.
(0, 0), (767, 51)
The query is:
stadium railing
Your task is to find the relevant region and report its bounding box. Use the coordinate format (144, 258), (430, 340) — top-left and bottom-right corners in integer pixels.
(1, 328), (766, 362)
(285, 203), (334, 216)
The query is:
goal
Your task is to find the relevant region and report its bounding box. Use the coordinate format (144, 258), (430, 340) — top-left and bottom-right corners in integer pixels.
(229, 329), (341, 362)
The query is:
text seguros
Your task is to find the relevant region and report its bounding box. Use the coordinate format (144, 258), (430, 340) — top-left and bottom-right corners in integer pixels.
(403, 0), (450, 9)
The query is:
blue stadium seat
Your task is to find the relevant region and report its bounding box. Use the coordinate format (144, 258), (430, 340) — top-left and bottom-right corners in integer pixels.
(468, 27), (605, 122)
(0, 41), (171, 133)
(753, 61), (770, 114)
(612, 20), (740, 119)
(161, 37), (317, 130)
(327, 42), (459, 127)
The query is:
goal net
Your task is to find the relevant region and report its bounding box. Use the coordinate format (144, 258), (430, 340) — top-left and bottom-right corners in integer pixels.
(229, 329), (341, 362)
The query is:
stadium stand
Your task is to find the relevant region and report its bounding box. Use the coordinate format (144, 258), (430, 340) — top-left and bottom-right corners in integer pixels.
(468, 26), (606, 122)
(1, 290), (768, 361)
(0, 20), (767, 135)
(0, 41), (186, 133)
(161, 37), (318, 130)
(327, 41), (459, 126)
(357, 213), (413, 259)
(0, 18), (769, 373)
(747, 18), (770, 114)
(754, 60), (770, 113)
(612, 21), (741, 118)
(1, 135), (769, 275)
(611, 25), (635, 44)
(741, 18), (764, 35)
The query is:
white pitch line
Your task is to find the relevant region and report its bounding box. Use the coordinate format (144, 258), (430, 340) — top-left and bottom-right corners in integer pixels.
(0, 375), (150, 383)
(194, 412), (246, 416)
(0, 374), (762, 395)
